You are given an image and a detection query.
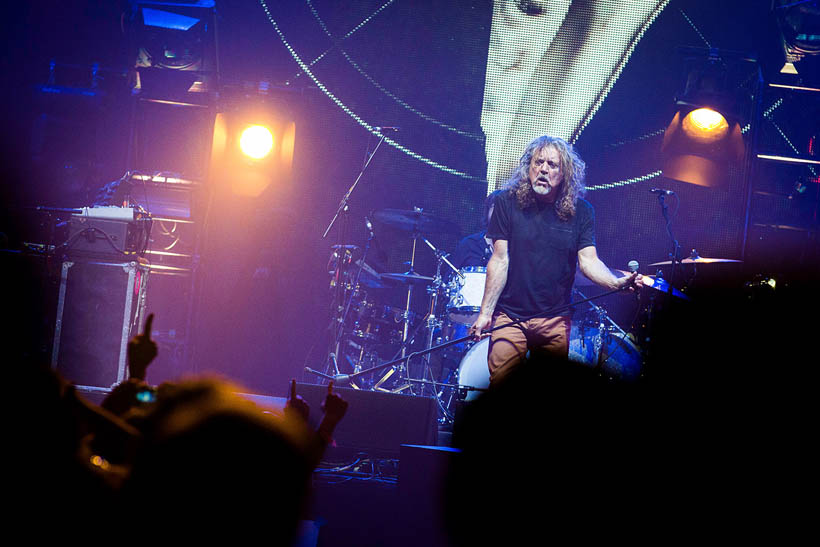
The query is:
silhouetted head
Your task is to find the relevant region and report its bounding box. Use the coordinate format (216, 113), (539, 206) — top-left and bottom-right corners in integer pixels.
(121, 377), (314, 540)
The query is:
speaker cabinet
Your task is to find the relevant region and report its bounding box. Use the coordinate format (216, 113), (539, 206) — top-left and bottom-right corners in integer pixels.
(293, 383), (438, 457)
(51, 259), (148, 391)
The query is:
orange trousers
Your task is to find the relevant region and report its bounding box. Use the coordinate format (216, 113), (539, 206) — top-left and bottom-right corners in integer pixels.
(487, 311), (571, 385)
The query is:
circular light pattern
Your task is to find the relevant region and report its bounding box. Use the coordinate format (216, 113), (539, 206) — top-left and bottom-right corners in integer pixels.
(682, 108), (729, 143)
(240, 125), (274, 159)
(688, 108), (725, 131)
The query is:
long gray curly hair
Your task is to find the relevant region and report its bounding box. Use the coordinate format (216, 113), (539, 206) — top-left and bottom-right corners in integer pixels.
(502, 135), (586, 221)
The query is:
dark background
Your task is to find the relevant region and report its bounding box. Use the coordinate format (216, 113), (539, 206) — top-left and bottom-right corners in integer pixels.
(2, 1), (817, 396)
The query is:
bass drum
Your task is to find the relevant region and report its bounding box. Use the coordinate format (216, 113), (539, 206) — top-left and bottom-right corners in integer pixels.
(457, 337), (490, 401)
(569, 320), (643, 382)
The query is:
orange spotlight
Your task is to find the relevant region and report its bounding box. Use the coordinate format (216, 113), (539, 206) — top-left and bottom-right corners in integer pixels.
(661, 49), (751, 187)
(210, 110), (295, 198)
(239, 125), (274, 160)
(682, 108), (729, 143)
(661, 107), (743, 188)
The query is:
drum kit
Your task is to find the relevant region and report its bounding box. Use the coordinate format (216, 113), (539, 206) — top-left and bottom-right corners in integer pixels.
(314, 206), (742, 425)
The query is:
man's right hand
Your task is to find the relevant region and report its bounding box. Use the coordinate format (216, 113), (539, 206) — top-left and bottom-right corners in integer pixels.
(127, 313), (157, 381)
(468, 313), (493, 340)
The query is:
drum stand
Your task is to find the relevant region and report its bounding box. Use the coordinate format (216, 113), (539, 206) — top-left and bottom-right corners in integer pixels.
(307, 286), (634, 395)
(416, 238), (462, 408)
(371, 228), (420, 393)
(322, 226), (377, 383)
(573, 287), (635, 367)
(373, 231), (463, 399)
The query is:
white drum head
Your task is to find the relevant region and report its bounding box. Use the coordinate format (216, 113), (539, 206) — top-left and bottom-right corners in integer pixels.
(457, 337), (490, 400)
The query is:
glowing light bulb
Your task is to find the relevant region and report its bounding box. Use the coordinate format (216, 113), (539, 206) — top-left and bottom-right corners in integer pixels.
(682, 108), (729, 144)
(239, 125), (274, 159)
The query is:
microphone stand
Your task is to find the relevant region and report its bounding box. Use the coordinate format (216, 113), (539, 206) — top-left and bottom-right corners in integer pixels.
(322, 135), (386, 240)
(306, 285), (631, 385)
(321, 133), (387, 377)
(657, 192), (682, 297)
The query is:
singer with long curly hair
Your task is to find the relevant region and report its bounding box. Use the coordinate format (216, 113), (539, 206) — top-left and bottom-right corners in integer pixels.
(468, 135), (640, 384)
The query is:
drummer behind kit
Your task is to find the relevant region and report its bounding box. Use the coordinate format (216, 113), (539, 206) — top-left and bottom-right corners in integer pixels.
(318, 207), (733, 423)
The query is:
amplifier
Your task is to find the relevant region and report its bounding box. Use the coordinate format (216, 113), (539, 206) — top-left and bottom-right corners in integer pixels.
(66, 216), (150, 260)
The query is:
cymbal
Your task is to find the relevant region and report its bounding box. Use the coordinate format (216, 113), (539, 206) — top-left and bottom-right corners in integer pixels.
(371, 208), (459, 235)
(640, 276), (689, 300)
(574, 268), (689, 299)
(649, 257), (742, 266)
(381, 272), (435, 284)
(353, 259), (389, 288)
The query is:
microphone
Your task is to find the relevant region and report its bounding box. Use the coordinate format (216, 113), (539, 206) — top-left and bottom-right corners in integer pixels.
(365, 216), (374, 236)
(650, 187), (675, 195)
(627, 260), (639, 273)
(373, 126), (400, 132)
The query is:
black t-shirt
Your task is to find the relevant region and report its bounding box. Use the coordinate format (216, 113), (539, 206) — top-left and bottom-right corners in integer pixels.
(487, 190), (596, 319)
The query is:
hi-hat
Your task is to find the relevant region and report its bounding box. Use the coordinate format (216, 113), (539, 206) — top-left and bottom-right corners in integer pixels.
(371, 208), (459, 235)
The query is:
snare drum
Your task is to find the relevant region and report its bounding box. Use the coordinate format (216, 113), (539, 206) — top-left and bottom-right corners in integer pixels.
(447, 266), (487, 325)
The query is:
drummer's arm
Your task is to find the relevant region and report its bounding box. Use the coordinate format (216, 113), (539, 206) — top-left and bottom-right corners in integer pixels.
(471, 239), (509, 334)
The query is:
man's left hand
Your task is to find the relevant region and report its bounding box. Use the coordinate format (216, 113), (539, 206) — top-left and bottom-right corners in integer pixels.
(617, 271), (642, 292)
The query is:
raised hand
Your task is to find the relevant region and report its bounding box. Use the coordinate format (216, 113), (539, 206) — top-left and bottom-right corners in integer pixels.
(284, 379), (310, 422)
(321, 381), (349, 426)
(127, 313), (157, 381)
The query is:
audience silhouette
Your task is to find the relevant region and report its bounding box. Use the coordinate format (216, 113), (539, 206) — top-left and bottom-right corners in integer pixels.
(14, 263), (815, 544)
(20, 312), (348, 543)
(443, 269), (815, 545)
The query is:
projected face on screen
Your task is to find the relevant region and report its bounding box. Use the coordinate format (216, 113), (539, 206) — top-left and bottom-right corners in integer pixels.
(481, 0), (668, 190)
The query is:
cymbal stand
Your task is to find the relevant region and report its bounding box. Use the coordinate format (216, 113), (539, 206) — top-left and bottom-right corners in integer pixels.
(372, 309), (429, 392)
(418, 253), (446, 397)
(372, 222), (421, 392)
(420, 237), (463, 399)
(644, 191), (682, 371)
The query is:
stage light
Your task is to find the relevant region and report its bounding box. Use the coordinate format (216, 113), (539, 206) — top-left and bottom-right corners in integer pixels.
(774, 0), (820, 78)
(682, 108), (728, 142)
(210, 110), (295, 198)
(127, 1), (217, 98)
(239, 125), (275, 160)
(661, 49), (749, 187)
